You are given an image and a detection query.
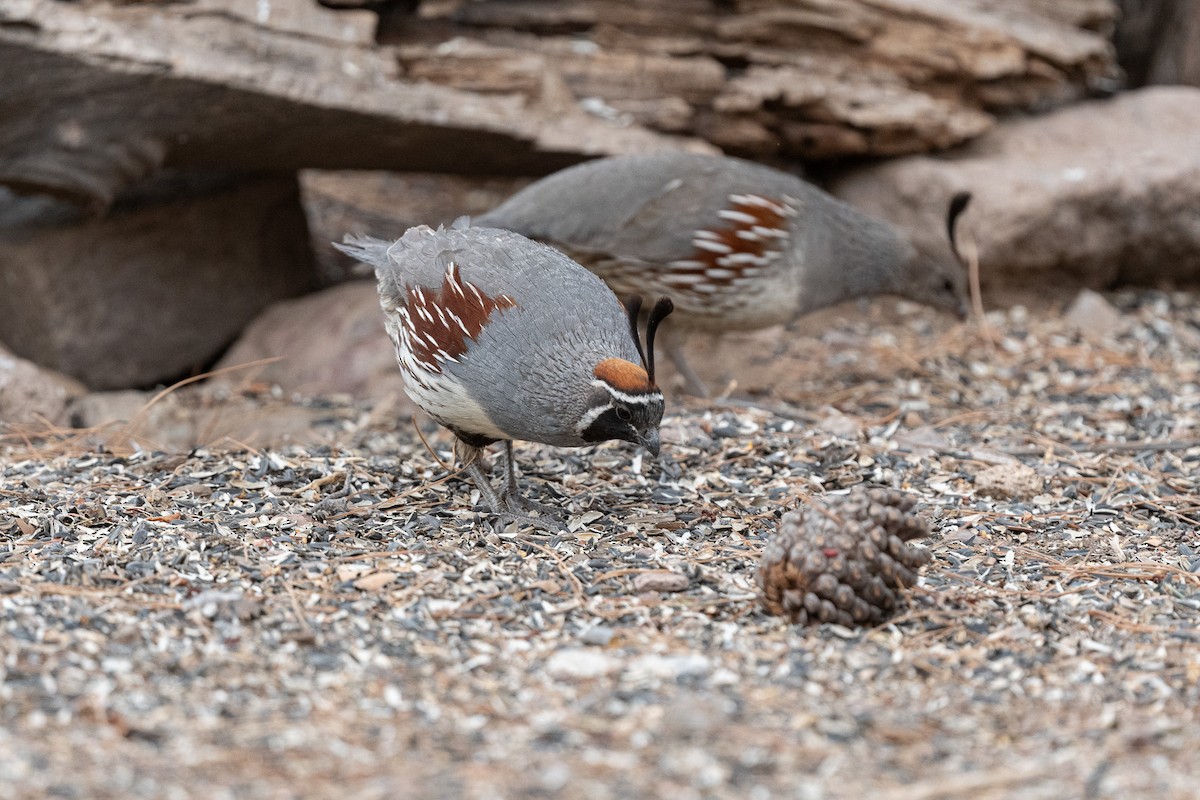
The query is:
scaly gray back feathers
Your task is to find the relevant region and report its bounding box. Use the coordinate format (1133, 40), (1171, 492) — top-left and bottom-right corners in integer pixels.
(477, 152), (967, 331)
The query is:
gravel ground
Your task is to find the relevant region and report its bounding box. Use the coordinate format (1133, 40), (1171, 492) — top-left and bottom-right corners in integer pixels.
(2, 291), (1199, 799)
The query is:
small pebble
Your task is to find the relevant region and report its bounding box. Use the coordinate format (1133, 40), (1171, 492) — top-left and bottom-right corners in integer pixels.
(545, 649), (620, 680)
(975, 463), (1043, 499)
(633, 570), (690, 593)
(579, 625), (616, 647)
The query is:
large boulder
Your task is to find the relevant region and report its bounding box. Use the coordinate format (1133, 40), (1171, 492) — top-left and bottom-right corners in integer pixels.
(301, 170), (528, 282)
(0, 343), (86, 428)
(66, 388), (349, 453)
(1116, 0), (1200, 87)
(0, 0), (697, 209)
(0, 175), (316, 390)
(214, 281), (409, 406)
(830, 87), (1200, 294)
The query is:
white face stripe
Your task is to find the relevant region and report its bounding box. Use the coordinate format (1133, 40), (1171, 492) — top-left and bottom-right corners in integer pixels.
(575, 402), (613, 436)
(591, 379), (663, 406)
(576, 381), (664, 437)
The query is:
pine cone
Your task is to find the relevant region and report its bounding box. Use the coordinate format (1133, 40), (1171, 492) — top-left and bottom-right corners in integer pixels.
(759, 488), (933, 626)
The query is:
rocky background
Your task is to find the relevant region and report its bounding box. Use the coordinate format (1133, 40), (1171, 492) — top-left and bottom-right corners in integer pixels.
(0, 0), (1197, 441)
(5, 4), (1200, 798)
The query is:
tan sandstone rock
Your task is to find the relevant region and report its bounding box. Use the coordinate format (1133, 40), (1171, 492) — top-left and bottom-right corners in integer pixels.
(831, 87), (1200, 296)
(0, 343), (86, 428)
(215, 281), (410, 406)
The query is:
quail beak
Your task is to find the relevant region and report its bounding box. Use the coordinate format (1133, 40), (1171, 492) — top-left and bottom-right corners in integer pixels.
(637, 428), (661, 458)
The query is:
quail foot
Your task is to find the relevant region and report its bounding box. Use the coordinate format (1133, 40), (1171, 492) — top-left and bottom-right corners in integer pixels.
(334, 222), (674, 531)
(477, 152), (971, 395)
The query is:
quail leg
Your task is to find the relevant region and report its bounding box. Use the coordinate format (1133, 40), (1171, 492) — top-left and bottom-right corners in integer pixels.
(663, 329), (710, 398)
(500, 441), (563, 518)
(456, 439), (562, 532)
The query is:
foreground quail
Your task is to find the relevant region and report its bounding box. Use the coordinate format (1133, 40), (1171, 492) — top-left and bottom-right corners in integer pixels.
(477, 152), (971, 394)
(334, 222), (674, 529)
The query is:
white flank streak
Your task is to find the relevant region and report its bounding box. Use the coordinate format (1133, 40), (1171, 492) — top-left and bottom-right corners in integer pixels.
(691, 283), (717, 294)
(468, 284), (483, 303)
(694, 230), (723, 241)
(694, 239), (733, 254)
(752, 226), (788, 239)
(395, 340), (508, 441)
(738, 195), (787, 215)
(447, 266), (465, 297)
(446, 309), (469, 335)
(717, 209), (758, 224)
(705, 268), (737, 279)
(433, 305), (448, 326)
(782, 195), (799, 214)
(416, 305), (433, 323)
(735, 230), (761, 241)
(669, 259), (706, 269)
(719, 252), (767, 266)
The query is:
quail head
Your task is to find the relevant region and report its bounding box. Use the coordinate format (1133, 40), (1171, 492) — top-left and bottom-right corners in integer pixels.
(476, 152), (971, 395)
(334, 222), (674, 530)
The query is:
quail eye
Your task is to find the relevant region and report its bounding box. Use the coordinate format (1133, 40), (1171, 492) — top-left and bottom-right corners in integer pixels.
(942, 279), (955, 293)
(615, 406), (632, 422)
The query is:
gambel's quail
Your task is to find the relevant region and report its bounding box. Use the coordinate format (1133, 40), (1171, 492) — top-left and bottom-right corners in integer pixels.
(334, 222), (674, 530)
(476, 152), (971, 394)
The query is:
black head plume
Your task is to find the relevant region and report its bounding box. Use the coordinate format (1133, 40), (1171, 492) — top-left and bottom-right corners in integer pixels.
(646, 296), (674, 385)
(946, 191), (972, 262)
(624, 295), (674, 385)
(624, 294), (647, 369)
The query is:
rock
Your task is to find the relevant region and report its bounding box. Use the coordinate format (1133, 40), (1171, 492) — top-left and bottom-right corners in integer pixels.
(0, 343), (86, 427)
(975, 463), (1043, 500)
(1064, 289), (1126, 340)
(0, 176), (315, 390)
(214, 281), (411, 405)
(626, 654), (711, 681)
(301, 171), (528, 282)
(579, 625), (616, 647)
(893, 426), (951, 457)
(194, 0), (377, 45)
(632, 570), (690, 593)
(545, 648), (620, 680)
(67, 387), (347, 453)
(1116, 0), (1200, 87)
(831, 87), (1200, 294)
(67, 390), (153, 430)
(393, 0), (1118, 161)
(816, 407), (863, 439)
(660, 691), (733, 738)
(1, 0), (694, 209)
(353, 571), (398, 592)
